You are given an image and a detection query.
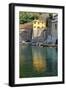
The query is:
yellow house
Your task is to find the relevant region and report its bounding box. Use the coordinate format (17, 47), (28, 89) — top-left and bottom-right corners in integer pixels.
(33, 19), (46, 30)
(32, 19), (46, 39)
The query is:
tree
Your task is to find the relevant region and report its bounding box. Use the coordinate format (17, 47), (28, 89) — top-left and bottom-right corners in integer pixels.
(19, 12), (39, 24)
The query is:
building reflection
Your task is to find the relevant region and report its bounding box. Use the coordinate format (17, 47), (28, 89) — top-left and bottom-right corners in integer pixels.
(32, 47), (47, 73)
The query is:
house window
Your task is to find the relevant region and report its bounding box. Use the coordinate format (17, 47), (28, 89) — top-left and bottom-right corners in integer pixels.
(37, 26), (40, 29)
(34, 26), (36, 28)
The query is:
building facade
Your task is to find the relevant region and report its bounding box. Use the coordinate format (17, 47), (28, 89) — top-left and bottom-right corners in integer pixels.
(32, 19), (46, 43)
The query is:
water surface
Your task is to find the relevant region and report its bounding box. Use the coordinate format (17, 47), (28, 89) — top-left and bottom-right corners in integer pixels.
(19, 46), (58, 78)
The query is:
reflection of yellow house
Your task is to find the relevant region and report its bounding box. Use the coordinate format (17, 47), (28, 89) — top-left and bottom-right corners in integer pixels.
(32, 48), (46, 72)
(33, 55), (46, 72)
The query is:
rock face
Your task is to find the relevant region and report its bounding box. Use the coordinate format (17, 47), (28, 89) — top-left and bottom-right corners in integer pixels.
(46, 14), (58, 44)
(19, 29), (32, 44)
(19, 14), (58, 45)
(19, 22), (33, 44)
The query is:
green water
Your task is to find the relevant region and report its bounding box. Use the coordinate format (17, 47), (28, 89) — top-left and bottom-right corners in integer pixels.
(19, 46), (58, 78)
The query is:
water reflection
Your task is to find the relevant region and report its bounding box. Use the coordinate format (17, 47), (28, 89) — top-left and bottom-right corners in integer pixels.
(19, 46), (58, 78)
(32, 47), (46, 72)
